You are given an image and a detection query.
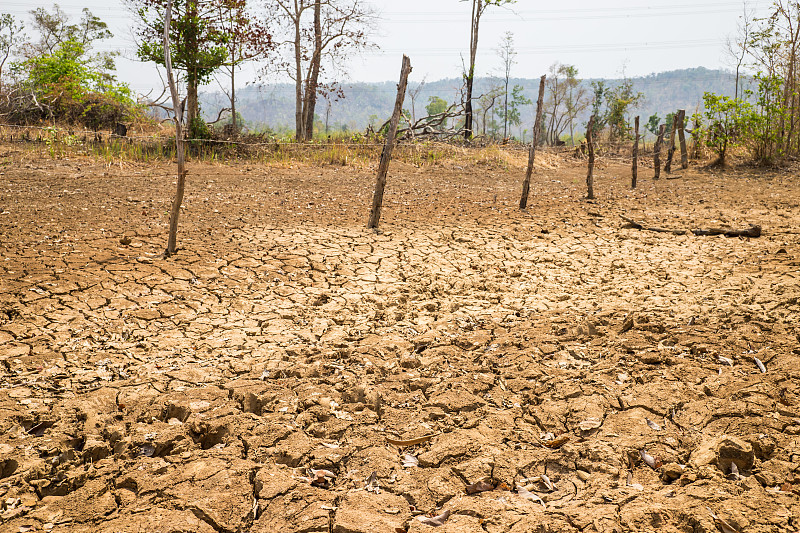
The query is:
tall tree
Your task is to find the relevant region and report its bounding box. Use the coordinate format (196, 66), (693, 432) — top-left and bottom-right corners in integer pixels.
(214, 0), (272, 135)
(544, 63), (588, 145)
(496, 31), (516, 139)
(28, 5), (112, 56)
(268, 0), (375, 141)
(563, 65), (589, 146)
(128, 0), (229, 138)
(496, 84), (530, 138)
(462, 0), (515, 140)
(0, 14), (24, 93)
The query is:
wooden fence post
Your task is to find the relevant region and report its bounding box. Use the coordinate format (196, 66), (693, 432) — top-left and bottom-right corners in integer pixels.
(654, 124), (665, 180)
(632, 115), (639, 189)
(586, 115), (595, 200)
(367, 55), (412, 229)
(677, 109), (688, 169)
(519, 74), (546, 209)
(664, 111), (678, 174)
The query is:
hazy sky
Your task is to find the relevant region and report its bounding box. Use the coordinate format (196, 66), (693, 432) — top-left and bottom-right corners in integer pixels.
(5, 0), (770, 95)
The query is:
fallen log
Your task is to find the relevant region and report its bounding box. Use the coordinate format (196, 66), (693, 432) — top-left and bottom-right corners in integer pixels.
(692, 225), (761, 238)
(621, 216), (686, 235)
(621, 216), (762, 238)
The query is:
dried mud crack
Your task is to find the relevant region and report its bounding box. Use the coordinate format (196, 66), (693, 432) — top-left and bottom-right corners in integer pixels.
(0, 154), (799, 532)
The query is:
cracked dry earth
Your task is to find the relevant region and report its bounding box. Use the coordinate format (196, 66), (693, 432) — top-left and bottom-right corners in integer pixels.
(0, 148), (799, 533)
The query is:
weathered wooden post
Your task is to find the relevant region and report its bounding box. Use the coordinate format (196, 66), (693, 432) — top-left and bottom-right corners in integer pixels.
(632, 115), (639, 189)
(586, 115), (595, 200)
(654, 124), (665, 180)
(367, 55), (412, 229)
(677, 109), (688, 169)
(664, 111), (678, 174)
(164, 0), (187, 257)
(519, 74), (546, 209)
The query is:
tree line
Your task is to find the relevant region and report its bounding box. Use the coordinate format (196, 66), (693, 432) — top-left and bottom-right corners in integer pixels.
(0, 0), (765, 155)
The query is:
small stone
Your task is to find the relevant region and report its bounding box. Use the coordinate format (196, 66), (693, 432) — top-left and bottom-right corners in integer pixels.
(82, 439), (112, 463)
(689, 435), (754, 473)
(660, 462), (684, 483)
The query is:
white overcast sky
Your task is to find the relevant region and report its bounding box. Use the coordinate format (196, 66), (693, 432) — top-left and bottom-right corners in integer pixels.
(4, 0), (770, 95)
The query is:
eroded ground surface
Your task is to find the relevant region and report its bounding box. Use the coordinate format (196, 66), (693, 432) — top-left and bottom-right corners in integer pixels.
(0, 148), (799, 533)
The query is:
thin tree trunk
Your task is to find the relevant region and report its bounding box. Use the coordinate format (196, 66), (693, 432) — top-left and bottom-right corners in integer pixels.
(164, 0), (187, 257)
(665, 112), (678, 174)
(464, 0), (480, 140)
(632, 115), (639, 189)
(676, 109), (688, 169)
(303, 0), (322, 140)
(231, 65), (237, 134)
(503, 77), (508, 139)
(294, 15), (304, 141)
(586, 115), (595, 200)
(368, 55), (412, 229)
(520, 74), (546, 209)
(186, 1), (199, 135)
(654, 123), (665, 180)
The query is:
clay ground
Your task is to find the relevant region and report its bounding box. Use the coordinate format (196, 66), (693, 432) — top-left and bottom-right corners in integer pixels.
(0, 146), (799, 533)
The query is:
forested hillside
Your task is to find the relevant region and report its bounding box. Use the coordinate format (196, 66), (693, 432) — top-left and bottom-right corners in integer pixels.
(201, 67), (739, 137)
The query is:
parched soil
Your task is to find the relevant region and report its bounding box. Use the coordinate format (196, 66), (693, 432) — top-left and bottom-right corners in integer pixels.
(0, 147), (799, 533)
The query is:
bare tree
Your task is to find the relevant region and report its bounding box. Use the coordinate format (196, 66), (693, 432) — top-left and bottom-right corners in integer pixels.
(407, 76), (426, 125)
(477, 85), (503, 137)
(214, 0), (272, 135)
(462, 0), (515, 140)
(543, 63), (588, 145)
(724, 0), (755, 99)
(268, 0), (375, 141)
(496, 31), (516, 139)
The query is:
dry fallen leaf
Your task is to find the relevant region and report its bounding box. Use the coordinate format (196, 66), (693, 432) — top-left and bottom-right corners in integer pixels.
(578, 418), (602, 431)
(386, 434), (438, 447)
(542, 434), (570, 448)
(539, 474), (555, 492)
(640, 449), (660, 470)
(626, 471), (643, 491)
(717, 356), (734, 366)
(706, 506), (742, 533)
(417, 509), (450, 527)
(517, 485), (546, 507)
(401, 454), (419, 468)
(645, 418), (662, 431)
(365, 471), (380, 494)
(754, 357), (767, 373)
(465, 480), (494, 494)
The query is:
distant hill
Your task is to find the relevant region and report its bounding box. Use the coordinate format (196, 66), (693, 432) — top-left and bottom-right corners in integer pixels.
(200, 67), (739, 137)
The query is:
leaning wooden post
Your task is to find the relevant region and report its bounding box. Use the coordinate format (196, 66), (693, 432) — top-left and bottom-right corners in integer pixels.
(519, 74), (546, 209)
(664, 111), (679, 174)
(676, 109), (688, 169)
(631, 115), (639, 189)
(164, 0), (187, 257)
(586, 115), (595, 200)
(367, 55), (412, 229)
(654, 124), (665, 180)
